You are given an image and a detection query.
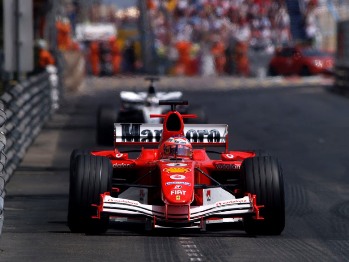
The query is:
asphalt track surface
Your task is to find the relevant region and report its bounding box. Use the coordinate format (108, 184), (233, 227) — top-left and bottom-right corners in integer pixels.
(1, 76), (349, 262)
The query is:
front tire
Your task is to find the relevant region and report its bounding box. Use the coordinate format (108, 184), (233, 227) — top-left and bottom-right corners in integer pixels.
(241, 156), (285, 235)
(69, 149), (90, 177)
(68, 155), (113, 234)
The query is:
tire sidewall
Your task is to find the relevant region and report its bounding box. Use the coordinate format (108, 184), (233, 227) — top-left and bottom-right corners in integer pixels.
(68, 155), (112, 233)
(242, 156), (285, 235)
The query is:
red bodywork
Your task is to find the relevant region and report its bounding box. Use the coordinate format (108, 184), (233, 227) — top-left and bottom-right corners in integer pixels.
(90, 102), (262, 228)
(269, 46), (334, 76)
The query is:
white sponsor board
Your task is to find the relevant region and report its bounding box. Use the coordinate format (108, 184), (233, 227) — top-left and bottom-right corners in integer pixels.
(114, 123), (228, 144)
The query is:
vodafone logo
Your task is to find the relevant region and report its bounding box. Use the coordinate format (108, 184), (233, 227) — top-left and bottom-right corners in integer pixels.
(170, 174), (186, 180)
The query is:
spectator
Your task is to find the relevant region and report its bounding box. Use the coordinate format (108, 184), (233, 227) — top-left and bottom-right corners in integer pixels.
(35, 39), (55, 73)
(109, 37), (122, 75)
(211, 38), (226, 75)
(122, 40), (137, 73)
(56, 17), (72, 50)
(304, 0), (321, 47)
(89, 41), (100, 76)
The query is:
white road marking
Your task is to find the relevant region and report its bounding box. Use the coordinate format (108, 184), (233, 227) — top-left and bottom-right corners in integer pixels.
(179, 237), (204, 261)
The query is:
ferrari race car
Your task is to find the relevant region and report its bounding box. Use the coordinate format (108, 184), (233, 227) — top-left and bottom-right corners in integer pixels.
(69, 100), (285, 235)
(97, 77), (208, 145)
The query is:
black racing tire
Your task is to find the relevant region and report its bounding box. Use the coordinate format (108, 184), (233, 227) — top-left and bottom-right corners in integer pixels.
(117, 110), (144, 123)
(69, 149), (91, 204)
(69, 149), (90, 177)
(186, 106), (208, 124)
(68, 155), (113, 234)
(97, 105), (117, 146)
(241, 156), (285, 235)
(254, 149), (271, 157)
(237, 150), (270, 198)
(300, 66), (311, 76)
(268, 66), (277, 76)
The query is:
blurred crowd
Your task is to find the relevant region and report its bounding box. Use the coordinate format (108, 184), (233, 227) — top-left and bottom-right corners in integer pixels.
(302, 0), (322, 48)
(36, 0), (324, 78)
(148, 0), (293, 76)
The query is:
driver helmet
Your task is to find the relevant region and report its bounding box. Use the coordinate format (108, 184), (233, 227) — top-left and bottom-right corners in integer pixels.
(161, 136), (193, 159)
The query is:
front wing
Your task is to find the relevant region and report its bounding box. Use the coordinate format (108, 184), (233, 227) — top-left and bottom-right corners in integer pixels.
(93, 193), (263, 223)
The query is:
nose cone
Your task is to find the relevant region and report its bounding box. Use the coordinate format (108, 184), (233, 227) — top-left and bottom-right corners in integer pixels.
(160, 161), (194, 205)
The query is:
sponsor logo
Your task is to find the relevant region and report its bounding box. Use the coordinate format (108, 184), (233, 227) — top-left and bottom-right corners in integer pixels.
(165, 181), (191, 186)
(171, 190), (186, 195)
(170, 174), (186, 180)
(216, 198), (249, 207)
(118, 124), (225, 143)
(166, 163), (188, 167)
(215, 163), (240, 170)
(115, 153), (124, 158)
(113, 163), (135, 168)
(176, 195), (181, 200)
(164, 167), (191, 173)
(120, 124), (162, 142)
(206, 190), (211, 201)
(186, 129), (221, 143)
(174, 185), (182, 189)
(105, 198), (139, 206)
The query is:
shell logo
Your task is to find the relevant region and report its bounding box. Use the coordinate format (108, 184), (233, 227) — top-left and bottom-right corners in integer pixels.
(164, 167), (191, 173)
(170, 174), (186, 180)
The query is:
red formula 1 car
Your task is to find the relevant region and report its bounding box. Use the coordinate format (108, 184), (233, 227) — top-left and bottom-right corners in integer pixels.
(68, 101), (285, 235)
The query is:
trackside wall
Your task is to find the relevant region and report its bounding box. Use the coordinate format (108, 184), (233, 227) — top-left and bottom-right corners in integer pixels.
(334, 20), (349, 93)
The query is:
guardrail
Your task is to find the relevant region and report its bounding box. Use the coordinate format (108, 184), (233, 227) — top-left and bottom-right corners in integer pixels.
(0, 99), (6, 234)
(0, 68), (60, 235)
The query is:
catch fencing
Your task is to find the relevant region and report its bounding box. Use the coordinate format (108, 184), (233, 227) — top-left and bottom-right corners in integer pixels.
(0, 68), (60, 235)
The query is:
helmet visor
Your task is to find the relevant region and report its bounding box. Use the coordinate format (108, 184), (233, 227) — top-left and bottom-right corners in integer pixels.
(164, 144), (192, 158)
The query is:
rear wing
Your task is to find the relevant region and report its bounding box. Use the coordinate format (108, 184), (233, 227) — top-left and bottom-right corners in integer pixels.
(114, 123), (228, 149)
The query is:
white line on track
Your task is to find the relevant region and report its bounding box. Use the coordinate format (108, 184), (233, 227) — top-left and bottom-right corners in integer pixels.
(179, 237), (204, 261)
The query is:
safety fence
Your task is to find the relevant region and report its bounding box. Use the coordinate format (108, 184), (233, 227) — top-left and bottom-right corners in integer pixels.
(0, 69), (60, 235)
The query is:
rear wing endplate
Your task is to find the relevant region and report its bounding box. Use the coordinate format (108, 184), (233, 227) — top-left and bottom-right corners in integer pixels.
(114, 123), (228, 149)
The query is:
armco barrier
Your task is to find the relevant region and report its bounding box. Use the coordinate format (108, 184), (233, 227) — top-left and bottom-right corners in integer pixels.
(0, 100), (6, 234)
(0, 70), (60, 235)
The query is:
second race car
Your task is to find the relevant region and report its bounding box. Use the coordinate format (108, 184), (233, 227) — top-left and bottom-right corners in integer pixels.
(96, 77), (208, 145)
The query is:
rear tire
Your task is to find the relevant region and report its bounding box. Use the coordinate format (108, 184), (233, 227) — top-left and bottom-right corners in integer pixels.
(300, 66), (311, 76)
(117, 110), (144, 123)
(241, 156), (285, 235)
(68, 155), (112, 234)
(268, 66), (277, 76)
(97, 105), (117, 146)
